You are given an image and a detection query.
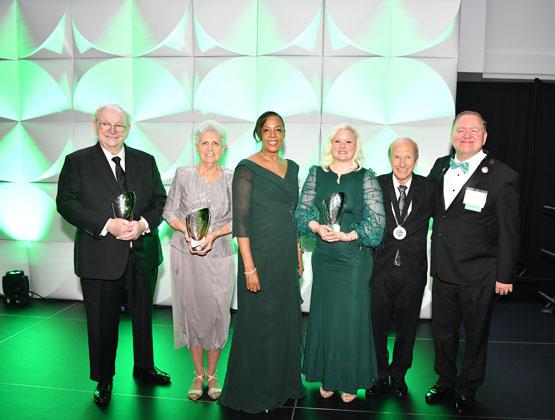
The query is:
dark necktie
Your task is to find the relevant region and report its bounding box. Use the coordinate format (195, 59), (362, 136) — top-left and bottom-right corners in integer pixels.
(112, 156), (126, 191)
(398, 184), (407, 214)
(394, 185), (408, 267)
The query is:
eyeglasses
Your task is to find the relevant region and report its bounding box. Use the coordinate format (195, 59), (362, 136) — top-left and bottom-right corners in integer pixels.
(97, 121), (128, 133)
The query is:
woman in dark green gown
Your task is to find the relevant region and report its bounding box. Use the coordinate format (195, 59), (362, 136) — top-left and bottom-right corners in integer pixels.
(219, 112), (305, 413)
(295, 124), (385, 402)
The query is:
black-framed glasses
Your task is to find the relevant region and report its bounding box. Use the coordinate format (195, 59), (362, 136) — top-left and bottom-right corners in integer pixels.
(98, 121), (128, 133)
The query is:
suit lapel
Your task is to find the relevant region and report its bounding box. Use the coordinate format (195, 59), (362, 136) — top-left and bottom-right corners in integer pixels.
(124, 146), (138, 192)
(449, 155), (490, 209)
(384, 174), (401, 221)
(405, 176), (422, 220)
(437, 157), (450, 211)
(92, 143), (121, 195)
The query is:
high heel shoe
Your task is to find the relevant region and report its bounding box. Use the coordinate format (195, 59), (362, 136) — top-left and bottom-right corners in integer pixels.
(340, 392), (356, 403)
(319, 386), (334, 399)
(188, 371), (205, 401)
(206, 371), (222, 400)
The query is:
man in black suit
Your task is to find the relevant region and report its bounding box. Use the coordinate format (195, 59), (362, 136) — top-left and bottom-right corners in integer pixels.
(425, 111), (519, 414)
(367, 138), (434, 399)
(56, 104), (170, 406)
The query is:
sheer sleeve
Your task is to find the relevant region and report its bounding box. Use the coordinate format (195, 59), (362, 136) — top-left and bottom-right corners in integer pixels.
(295, 165), (318, 237)
(350, 169), (385, 247)
(232, 164), (253, 237)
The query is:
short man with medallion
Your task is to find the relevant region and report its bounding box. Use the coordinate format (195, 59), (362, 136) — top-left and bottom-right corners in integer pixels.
(368, 138), (434, 399)
(425, 111), (519, 414)
(56, 104), (170, 406)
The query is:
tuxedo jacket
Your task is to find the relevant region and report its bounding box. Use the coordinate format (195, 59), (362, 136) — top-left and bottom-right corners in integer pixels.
(372, 173), (434, 290)
(428, 154), (519, 286)
(56, 143), (166, 280)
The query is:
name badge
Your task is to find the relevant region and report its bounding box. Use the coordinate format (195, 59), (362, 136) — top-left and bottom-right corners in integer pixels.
(463, 187), (488, 212)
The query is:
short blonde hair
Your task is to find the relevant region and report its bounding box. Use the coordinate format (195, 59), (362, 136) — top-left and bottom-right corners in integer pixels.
(321, 124), (363, 171)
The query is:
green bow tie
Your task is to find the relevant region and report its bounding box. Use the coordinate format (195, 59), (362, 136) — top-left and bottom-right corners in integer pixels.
(449, 158), (469, 174)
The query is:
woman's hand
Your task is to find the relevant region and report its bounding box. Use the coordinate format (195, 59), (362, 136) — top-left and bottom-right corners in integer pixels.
(312, 222), (336, 242)
(191, 232), (216, 256)
(245, 269), (261, 293)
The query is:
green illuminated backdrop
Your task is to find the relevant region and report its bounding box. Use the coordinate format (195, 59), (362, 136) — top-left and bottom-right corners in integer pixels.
(0, 0), (461, 316)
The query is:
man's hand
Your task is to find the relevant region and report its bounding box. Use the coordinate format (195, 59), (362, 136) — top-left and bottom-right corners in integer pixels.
(107, 218), (146, 241)
(495, 281), (513, 295)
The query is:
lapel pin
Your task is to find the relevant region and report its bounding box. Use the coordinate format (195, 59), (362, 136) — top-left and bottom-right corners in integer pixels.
(481, 166), (489, 173)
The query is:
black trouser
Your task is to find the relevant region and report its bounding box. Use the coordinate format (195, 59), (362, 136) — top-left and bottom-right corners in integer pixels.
(81, 251), (157, 382)
(431, 278), (495, 396)
(372, 266), (425, 382)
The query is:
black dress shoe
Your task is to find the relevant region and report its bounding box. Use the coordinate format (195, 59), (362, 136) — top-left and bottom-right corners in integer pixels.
(93, 381), (112, 406)
(133, 366), (171, 385)
(455, 393), (474, 414)
(391, 378), (408, 399)
(424, 384), (450, 404)
(366, 378), (389, 397)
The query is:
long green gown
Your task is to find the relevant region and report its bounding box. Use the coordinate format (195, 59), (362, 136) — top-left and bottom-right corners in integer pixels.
(295, 165), (385, 394)
(219, 159), (305, 413)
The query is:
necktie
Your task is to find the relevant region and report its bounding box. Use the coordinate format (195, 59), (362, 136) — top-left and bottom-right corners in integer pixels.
(394, 184), (407, 267)
(449, 158), (469, 174)
(112, 156), (126, 191)
(398, 184), (407, 214)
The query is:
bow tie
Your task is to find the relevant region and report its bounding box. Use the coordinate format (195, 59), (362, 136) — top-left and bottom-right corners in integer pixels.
(449, 158), (469, 174)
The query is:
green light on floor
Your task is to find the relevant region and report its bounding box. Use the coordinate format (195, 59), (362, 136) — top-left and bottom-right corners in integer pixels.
(0, 182), (54, 240)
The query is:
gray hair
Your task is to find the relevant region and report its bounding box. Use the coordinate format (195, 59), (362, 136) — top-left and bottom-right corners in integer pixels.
(94, 104), (131, 125)
(193, 120), (228, 147)
(387, 137), (419, 159)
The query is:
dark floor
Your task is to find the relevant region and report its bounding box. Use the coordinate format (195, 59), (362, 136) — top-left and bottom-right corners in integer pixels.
(0, 299), (554, 420)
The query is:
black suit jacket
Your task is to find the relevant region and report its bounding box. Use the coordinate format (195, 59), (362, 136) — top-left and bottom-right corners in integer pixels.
(372, 173), (434, 291)
(428, 154), (519, 286)
(56, 143), (166, 280)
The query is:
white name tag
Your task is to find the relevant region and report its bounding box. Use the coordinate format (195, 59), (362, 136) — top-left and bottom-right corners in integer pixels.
(463, 187), (488, 212)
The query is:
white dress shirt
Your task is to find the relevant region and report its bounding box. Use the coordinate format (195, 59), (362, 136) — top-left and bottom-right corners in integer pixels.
(392, 175), (413, 217)
(443, 150), (486, 209)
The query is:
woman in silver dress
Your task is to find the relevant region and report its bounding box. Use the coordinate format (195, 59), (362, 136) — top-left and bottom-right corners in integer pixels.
(163, 120), (234, 401)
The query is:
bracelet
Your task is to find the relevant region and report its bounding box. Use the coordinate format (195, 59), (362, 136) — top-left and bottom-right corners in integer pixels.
(244, 267), (257, 275)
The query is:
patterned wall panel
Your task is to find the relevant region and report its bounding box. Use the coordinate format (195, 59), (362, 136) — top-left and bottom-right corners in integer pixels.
(0, 0), (461, 318)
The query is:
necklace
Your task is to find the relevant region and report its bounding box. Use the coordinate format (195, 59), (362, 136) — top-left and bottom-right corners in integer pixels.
(261, 151), (282, 173)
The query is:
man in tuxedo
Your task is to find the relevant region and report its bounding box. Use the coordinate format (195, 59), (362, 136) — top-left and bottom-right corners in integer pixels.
(367, 138), (434, 399)
(56, 104), (170, 406)
(425, 111), (519, 414)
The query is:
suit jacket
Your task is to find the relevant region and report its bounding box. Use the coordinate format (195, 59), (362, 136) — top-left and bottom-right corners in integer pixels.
(56, 143), (166, 280)
(428, 154), (519, 286)
(372, 173), (434, 290)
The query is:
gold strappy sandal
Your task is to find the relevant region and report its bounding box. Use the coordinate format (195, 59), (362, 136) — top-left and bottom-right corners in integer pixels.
(206, 372), (222, 400)
(188, 371), (204, 401)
